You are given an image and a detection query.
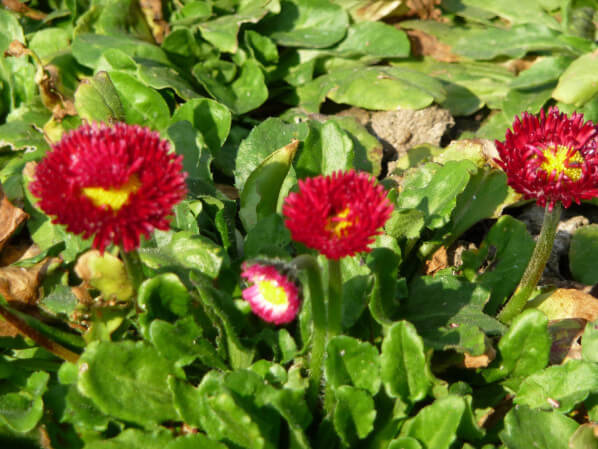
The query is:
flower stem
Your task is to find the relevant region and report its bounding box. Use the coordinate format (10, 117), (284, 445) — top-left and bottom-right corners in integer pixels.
(121, 249), (144, 293)
(498, 204), (562, 324)
(292, 255), (326, 407)
(327, 258), (343, 337)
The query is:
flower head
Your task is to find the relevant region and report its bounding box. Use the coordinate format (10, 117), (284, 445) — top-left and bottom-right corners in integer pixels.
(282, 170), (393, 259)
(496, 108), (598, 209)
(241, 262), (301, 325)
(30, 122), (187, 252)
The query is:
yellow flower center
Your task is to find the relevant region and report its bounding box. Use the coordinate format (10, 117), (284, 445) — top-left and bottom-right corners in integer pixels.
(257, 280), (288, 306)
(539, 146), (584, 181)
(325, 207), (354, 238)
(82, 175), (141, 211)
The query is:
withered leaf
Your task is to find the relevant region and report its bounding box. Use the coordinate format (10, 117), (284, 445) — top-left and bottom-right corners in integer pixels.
(0, 258), (60, 305)
(0, 184), (28, 253)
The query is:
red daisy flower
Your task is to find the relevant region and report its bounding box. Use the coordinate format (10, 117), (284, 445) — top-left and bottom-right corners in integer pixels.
(30, 122), (187, 252)
(282, 170), (393, 259)
(241, 262), (301, 325)
(496, 107), (598, 209)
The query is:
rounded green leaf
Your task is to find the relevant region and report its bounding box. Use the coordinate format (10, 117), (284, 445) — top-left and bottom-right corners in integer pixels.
(74, 71), (126, 123)
(570, 224), (598, 285)
(325, 336), (380, 395)
(515, 360), (598, 412)
(77, 341), (178, 426)
(171, 98), (231, 157)
(193, 59), (268, 115)
(381, 321), (431, 403)
(138, 273), (191, 337)
(334, 22), (410, 58)
(388, 437), (423, 449)
(333, 386), (376, 445)
(258, 0), (349, 48)
(399, 395), (465, 449)
(553, 52), (598, 107)
(496, 309), (550, 379)
(108, 71), (170, 130)
(500, 406), (578, 449)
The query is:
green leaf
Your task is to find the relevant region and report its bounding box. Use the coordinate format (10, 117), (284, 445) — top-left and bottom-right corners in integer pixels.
(235, 117), (309, 191)
(425, 167), (513, 263)
(137, 273), (191, 337)
(198, 8), (270, 53)
(0, 372), (48, 433)
(0, 393), (44, 433)
(72, 33), (171, 69)
(333, 386), (376, 445)
(388, 437), (423, 449)
(401, 275), (506, 355)
(582, 319), (598, 364)
(167, 120), (213, 191)
(385, 209), (425, 240)
(452, 24), (585, 61)
(484, 309), (550, 382)
(28, 28), (71, 63)
(396, 160), (477, 230)
(139, 230), (226, 279)
(554, 51), (598, 107)
(108, 71), (170, 130)
(568, 424), (598, 449)
(515, 360), (598, 412)
(245, 30), (279, 65)
(239, 140), (299, 232)
(84, 429), (174, 449)
(325, 336), (380, 395)
(399, 395), (466, 449)
(500, 406), (578, 449)
(333, 21), (410, 58)
(380, 321), (431, 404)
(150, 317), (227, 370)
(295, 120), (354, 177)
(77, 341), (178, 427)
(63, 385), (110, 431)
(170, 97), (232, 157)
(461, 0), (559, 27)
(74, 71), (126, 123)
(460, 216), (534, 315)
(509, 56), (573, 89)
(244, 213), (291, 259)
(0, 121), (49, 152)
(258, 0), (349, 48)
(570, 224), (598, 285)
(81, 250), (134, 302)
(502, 83), (554, 122)
(193, 59), (268, 115)
(169, 373), (269, 449)
(165, 434), (228, 449)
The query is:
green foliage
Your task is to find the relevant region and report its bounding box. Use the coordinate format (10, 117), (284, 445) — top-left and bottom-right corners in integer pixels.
(3, 0), (598, 447)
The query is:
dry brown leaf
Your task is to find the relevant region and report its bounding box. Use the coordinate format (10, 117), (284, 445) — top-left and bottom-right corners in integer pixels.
(0, 317), (20, 337)
(547, 318), (584, 365)
(405, 29), (459, 63)
(406, 0), (442, 20)
(1, 0), (46, 20)
(0, 258), (60, 305)
(0, 185), (28, 253)
(37, 65), (77, 121)
(139, 0), (170, 44)
(527, 288), (598, 322)
(0, 242), (41, 267)
(463, 345), (496, 369)
(424, 246), (449, 275)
